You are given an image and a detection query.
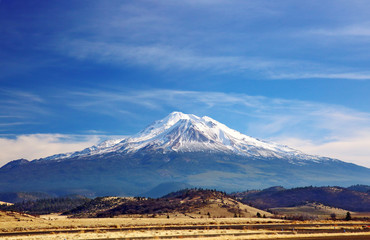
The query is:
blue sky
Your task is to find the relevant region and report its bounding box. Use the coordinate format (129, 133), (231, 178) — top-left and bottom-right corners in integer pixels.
(1, 0), (370, 167)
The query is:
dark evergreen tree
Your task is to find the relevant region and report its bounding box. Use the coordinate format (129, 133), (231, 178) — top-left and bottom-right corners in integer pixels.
(345, 212), (352, 221)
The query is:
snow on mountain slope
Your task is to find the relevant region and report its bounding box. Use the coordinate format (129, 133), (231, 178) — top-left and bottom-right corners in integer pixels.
(42, 137), (127, 160)
(43, 112), (327, 163)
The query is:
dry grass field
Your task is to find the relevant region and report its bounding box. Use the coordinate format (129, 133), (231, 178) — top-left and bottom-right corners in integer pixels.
(1, 210), (369, 240)
(270, 202), (356, 220)
(0, 201), (13, 206)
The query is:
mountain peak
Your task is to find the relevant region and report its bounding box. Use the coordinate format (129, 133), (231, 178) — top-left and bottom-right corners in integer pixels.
(118, 112), (316, 161)
(162, 111), (200, 124)
(168, 111), (194, 119)
(135, 111), (200, 139)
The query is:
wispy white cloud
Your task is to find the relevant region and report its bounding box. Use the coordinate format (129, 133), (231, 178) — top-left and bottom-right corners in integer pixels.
(307, 24), (370, 37)
(0, 89), (44, 103)
(271, 72), (370, 80)
(3, 0), (370, 82)
(0, 89), (47, 131)
(0, 122), (35, 127)
(60, 39), (370, 81)
(67, 89), (269, 116)
(0, 134), (103, 167)
(34, 1), (368, 82)
(274, 133), (370, 168)
(61, 40), (278, 73)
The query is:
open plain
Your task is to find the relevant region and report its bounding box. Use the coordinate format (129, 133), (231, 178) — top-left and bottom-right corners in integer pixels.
(1, 211), (369, 240)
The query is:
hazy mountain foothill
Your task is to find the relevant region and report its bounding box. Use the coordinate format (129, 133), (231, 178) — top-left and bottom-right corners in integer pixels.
(0, 192), (55, 203)
(63, 189), (272, 218)
(0, 197), (90, 215)
(347, 184), (370, 193)
(233, 186), (370, 212)
(0, 112), (369, 199)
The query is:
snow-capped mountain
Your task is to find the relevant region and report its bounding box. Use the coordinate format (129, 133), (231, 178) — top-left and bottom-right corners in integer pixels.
(1, 111), (369, 197)
(44, 112), (323, 163)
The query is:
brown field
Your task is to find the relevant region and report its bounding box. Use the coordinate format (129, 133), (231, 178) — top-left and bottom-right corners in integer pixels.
(353, 212), (370, 218)
(0, 210), (369, 240)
